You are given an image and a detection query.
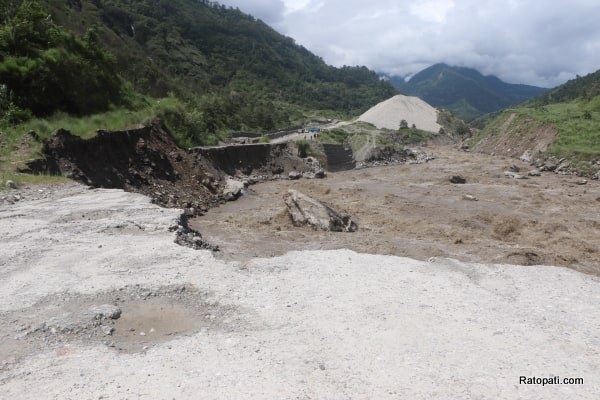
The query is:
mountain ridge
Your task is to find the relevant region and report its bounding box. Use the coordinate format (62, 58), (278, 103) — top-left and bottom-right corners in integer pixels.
(386, 63), (547, 121)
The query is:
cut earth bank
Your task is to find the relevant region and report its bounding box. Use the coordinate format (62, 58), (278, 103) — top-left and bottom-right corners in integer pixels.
(0, 146), (599, 399)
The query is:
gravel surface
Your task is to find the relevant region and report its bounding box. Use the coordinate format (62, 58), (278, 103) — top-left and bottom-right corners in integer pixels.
(0, 184), (598, 399)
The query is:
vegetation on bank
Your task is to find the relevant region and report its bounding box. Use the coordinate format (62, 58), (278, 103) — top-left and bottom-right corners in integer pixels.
(437, 108), (471, 137)
(472, 96), (600, 173)
(1, 0), (399, 183)
(316, 121), (438, 162)
(470, 68), (600, 175)
(317, 128), (350, 144)
(517, 97), (600, 159)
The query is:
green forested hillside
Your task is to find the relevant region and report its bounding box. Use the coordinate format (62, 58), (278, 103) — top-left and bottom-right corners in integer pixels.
(0, 0), (127, 118)
(0, 0), (396, 144)
(533, 70), (600, 105)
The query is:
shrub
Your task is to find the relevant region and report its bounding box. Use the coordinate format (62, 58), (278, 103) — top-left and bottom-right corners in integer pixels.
(296, 139), (310, 157)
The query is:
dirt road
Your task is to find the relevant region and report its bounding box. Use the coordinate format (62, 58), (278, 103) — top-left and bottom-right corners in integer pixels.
(193, 146), (600, 276)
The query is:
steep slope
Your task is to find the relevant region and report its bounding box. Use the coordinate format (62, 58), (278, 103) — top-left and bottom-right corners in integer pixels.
(472, 69), (600, 176)
(1, 0), (396, 135)
(71, 0), (396, 112)
(390, 63), (547, 121)
(357, 95), (441, 132)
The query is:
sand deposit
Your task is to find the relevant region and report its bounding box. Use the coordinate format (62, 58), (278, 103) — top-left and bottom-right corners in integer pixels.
(357, 94), (442, 132)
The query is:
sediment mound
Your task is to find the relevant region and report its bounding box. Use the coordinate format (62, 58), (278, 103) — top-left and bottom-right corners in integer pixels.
(358, 94), (442, 132)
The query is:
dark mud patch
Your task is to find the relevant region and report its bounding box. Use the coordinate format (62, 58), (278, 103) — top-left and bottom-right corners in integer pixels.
(0, 284), (244, 368)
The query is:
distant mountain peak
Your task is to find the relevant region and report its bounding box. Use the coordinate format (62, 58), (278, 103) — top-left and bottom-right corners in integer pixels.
(388, 64), (547, 121)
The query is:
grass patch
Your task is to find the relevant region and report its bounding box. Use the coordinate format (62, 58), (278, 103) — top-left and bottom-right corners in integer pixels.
(0, 97), (172, 142)
(472, 96), (600, 175)
(318, 128), (350, 144)
(0, 96), (193, 184)
(0, 171), (69, 190)
(395, 127), (433, 145)
(509, 98), (600, 159)
(258, 134), (270, 143)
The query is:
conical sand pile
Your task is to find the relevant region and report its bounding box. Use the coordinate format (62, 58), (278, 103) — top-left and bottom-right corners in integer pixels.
(358, 94), (441, 132)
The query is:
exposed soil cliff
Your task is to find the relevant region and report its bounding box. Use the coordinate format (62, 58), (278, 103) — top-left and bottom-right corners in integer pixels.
(21, 123), (310, 214)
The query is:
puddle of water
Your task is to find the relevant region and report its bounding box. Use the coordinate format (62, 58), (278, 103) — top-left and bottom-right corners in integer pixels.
(112, 298), (203, 352)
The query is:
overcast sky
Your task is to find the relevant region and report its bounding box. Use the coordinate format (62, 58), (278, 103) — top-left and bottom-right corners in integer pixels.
(217, 0), (600, 88)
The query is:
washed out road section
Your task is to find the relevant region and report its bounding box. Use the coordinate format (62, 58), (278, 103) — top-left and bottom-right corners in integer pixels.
(0, 184), (598, 399)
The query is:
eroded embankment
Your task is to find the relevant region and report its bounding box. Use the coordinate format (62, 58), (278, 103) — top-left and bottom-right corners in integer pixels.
(473, 112), (558, 159)
(21, 123), (310, 214)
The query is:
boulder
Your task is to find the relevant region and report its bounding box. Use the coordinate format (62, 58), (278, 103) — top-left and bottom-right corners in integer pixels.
(223, 178), (245, 201)
(288, 171), (302, 180)
(528, 169), (542, 177)
(87, 304), (121, 320)
(101, 325), (115, 336)
(555, 160), (570, 173)
(449, 175), (466, 184)
(5, 180), (17, 189)
(541, 160), (558, 172)
(520, 151), (533, 164)
(314, 168), (326, 179)
(504, 171), (528, 180)
(283, 189), (357, 232)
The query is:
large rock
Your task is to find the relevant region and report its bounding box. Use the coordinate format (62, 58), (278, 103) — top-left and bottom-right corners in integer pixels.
(541, 159), (559, 171)
(504, 171), (528, 180)
(519, 151), (533, 164)
(223, 178), (245, 201)
(288, 171), (302, 180)
(283, 189), (357, 232)
(87, 304), (122, 320)
(449, 175), (466, 184)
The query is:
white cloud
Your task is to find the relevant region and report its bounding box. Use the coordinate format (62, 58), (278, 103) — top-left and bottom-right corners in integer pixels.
(218, 0), (600, 87)
(282, 0), (313, 14)
(409, 0), (454, 23)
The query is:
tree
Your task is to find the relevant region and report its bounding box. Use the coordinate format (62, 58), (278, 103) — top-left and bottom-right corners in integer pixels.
(0, 1), (123, 116)
(399, 119), (408, 129)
